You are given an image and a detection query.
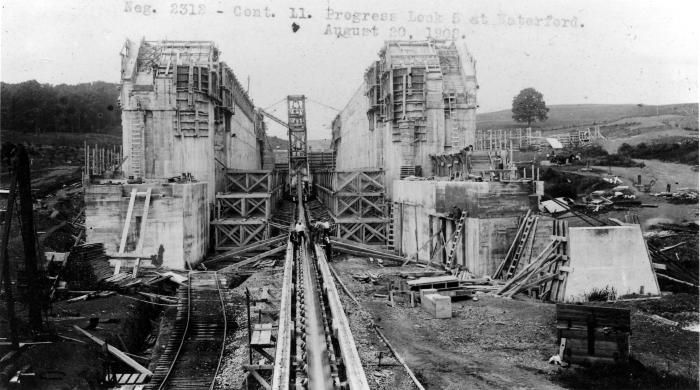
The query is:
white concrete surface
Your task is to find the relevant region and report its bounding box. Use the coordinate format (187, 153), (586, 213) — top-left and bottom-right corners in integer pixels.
(565, 225), (660, 302)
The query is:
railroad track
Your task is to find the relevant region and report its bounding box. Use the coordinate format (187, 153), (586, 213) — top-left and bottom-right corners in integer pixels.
(271, 195), (369, 389)
(146, 271), (228, 390)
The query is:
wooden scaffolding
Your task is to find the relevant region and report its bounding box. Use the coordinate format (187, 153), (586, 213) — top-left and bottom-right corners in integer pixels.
(314, 170), (389, 245)
(211, 170), (283, 250)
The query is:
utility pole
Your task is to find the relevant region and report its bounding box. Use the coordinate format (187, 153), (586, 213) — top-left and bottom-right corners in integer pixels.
(0, 172), (19, 349)
(15, 145), (43, 331)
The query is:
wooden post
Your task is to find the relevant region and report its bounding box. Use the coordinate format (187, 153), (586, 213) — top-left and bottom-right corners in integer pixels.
(15, 145), (42, 330)
(246, 288), (253, 364)
(1, 174), (19, 349)
(428, 215), (434, 263)
(119, 189), (138, 253)
(73, 325), (153, 376)
(414, 205), (419, 260)
(135, 188), (152, 252)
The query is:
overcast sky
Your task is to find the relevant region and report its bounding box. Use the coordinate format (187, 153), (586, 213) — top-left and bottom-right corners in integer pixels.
(1, 0), (698, 139)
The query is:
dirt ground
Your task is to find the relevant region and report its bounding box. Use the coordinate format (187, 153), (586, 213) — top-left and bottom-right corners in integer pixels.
(331, 255), (699, 390)
(0, 295), (158, 389)
(213, 264), (416, 390)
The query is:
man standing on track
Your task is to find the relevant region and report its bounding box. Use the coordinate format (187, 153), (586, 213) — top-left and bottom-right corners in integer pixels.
(295, 221), (306, 243)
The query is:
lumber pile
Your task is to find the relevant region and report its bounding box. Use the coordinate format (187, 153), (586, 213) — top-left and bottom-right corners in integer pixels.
(459, 277), (503, 293)
(495, 238), (563, 298)
(495, 220), (570, 300)
(330, 238), (422, 265)
(102, 272), (145, 290)
(63, 243), (113, 290)
(351, 271), (381, 284)
(204, 234), (287, 265)
(219, 244), (286, 272)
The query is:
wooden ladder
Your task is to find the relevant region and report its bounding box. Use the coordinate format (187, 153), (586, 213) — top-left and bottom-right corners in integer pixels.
(387, 202), (396, 252)
(118, 188), (152, 254)
(447, 92), (461, 150)
(130, 119), (144, 178)
(503, 213), (537, 279)
(445, 211), (467, 269)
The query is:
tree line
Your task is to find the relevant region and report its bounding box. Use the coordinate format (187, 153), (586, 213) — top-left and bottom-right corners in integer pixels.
(618, 140), (698, 166)
(1, 80), (121, 134)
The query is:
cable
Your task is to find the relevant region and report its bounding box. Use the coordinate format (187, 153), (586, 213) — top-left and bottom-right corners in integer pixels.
(262, 97), (287, 111)
(306, 98), (341, 112)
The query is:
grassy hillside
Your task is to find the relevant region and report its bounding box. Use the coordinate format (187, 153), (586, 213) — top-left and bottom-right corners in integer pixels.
(477, 103), (698, 130)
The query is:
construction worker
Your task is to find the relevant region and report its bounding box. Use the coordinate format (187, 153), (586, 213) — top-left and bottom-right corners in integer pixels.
(319, 220), (331, 238)
(290, 230), (299, 253)
(314, 219), (332, 259)
(323, 233), (332, 260)
(312, 219), (330, 241)
(449, 205), (463, 220)
(294, 221), (306, 243)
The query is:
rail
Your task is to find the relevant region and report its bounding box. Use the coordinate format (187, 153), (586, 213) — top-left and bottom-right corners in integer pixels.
(147, 271), (227, 390)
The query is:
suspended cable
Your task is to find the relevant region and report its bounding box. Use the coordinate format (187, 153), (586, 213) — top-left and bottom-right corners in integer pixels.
(262, 97), (287, 111)
(306, 98), (341, 112)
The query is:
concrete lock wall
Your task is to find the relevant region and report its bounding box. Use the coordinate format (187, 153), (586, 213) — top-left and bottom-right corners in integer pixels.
(85, 182), (209, 269)
(119, 40), (262, 204)
(565, 225), (660, 302)
(227, 101), (261, 171)
(393, 179), (532, 275)
(334, 84), (382, 171)
(332, 40), (478, 200)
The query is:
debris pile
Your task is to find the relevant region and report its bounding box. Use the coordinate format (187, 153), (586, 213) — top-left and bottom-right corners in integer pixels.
(651, 188), (699, 204)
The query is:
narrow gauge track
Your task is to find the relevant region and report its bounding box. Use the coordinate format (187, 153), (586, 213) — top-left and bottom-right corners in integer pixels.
(146, 271), (228, 390)
(272, 191), (369, 390)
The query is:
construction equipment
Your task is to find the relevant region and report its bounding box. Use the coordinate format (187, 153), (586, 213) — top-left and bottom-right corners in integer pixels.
(260, 97), (312, 199)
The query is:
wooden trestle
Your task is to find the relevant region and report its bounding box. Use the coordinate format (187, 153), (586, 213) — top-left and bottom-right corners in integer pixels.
(313, 170), (390, 246)
(211, 169), (283, 250)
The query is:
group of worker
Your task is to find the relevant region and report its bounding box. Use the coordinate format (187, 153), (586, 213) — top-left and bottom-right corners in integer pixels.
(290, 219), (333, 259)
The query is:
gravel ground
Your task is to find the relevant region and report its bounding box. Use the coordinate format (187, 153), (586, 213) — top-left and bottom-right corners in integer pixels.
(331, 254), (699, 389)
(215, 269), (282, 390)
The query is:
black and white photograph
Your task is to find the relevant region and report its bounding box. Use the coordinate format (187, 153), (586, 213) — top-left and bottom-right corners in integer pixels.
(0, 0), (698, 389)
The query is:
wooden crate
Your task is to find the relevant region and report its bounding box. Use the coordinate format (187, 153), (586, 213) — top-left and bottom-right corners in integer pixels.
(556, 303), (630, 364)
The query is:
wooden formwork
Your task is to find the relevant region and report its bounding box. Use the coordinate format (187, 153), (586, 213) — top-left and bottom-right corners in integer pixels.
(313, 170), (390, 245)
(212, 170), (283, 250)
(224, 169), (281, 193)
(211, 220), (268, 251)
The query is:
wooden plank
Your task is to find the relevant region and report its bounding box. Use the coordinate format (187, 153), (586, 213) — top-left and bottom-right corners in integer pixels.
(135, 188), (151, 252)
(314, 243), (370, 390)
(374, 326), (425, 390)
(118, 189), (137, 253)
(558, 328), (629, 342)
(219, 245), (286, 272)
(556, 304), (631, 331)
(73, 325), (153, 376)
(205, 234), (287, 264)
(249, 368), (272, 390)
(271, 243), (294, 390)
